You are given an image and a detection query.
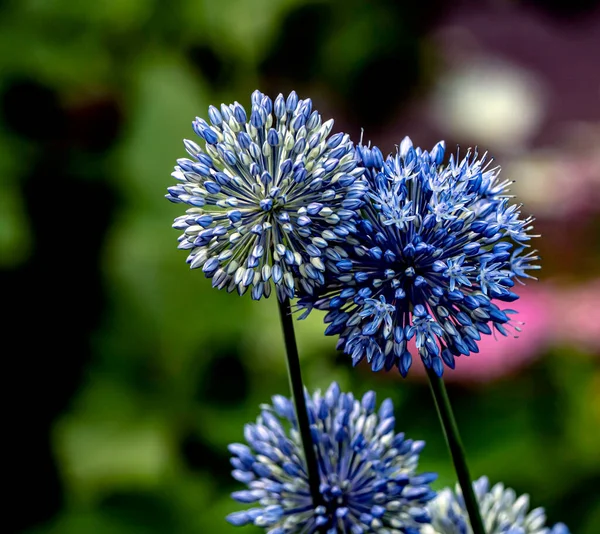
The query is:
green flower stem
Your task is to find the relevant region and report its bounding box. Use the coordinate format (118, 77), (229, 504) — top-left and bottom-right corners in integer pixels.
(277, 297), (322, 509)
(426, 367), (486, 534)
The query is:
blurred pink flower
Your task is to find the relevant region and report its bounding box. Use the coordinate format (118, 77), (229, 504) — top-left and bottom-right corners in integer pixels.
(395, 279), (600, 384)
(554, 280), (600, 353)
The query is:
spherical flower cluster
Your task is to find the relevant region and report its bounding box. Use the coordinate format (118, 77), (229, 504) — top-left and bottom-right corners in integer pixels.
(166, 90), (367, 301)
(226, 382), (437, 533)
(299, 137), (540, 376)
(423, 476), (570, 534)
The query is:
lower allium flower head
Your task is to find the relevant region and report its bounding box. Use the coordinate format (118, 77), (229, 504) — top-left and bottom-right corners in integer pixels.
(226, 382), (437, 533)
(299, 137), (540, 376)
(166, 90), (367, 301)
(423, 476), (570, 534)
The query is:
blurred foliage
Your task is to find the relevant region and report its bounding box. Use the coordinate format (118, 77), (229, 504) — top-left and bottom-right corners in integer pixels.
(1, 1), (599, 534)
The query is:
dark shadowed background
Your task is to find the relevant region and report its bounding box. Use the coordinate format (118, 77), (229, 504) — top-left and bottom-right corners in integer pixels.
(1, 0), (599, 533)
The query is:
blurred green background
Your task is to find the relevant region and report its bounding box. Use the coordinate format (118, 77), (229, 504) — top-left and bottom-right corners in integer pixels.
(2, 0), (599, 533)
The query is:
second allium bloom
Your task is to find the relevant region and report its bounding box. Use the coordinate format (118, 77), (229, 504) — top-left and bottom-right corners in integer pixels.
(227, 382), (436, 533)
(423, 476), (570, 534)
(300, 138), (539, 376)
(166, 90), (367, 301)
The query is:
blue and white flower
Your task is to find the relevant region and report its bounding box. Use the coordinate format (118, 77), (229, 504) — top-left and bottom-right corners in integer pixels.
(226, 382), (437, 533)
(299, 138), (539, 376)
(423, 476), (570, 534)
(166, 90), (367, 300)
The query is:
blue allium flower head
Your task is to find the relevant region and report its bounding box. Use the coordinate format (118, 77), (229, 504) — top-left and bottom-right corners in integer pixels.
(299, 137), (540, 376)
(226, 382), (437, 533)
(166, 90), (367, 301)
(423, 476), (570, 534)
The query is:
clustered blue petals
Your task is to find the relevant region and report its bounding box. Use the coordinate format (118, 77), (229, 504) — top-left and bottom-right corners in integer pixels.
(423, 476), (570, 534)
(166, 90), (367, 301)
(299, 137), (540, 376)
(226, 382), (437, 533)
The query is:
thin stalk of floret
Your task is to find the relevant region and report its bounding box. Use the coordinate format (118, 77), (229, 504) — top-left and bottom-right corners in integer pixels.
(276, 296), (324, 514)
(426, 368), (487, 534)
